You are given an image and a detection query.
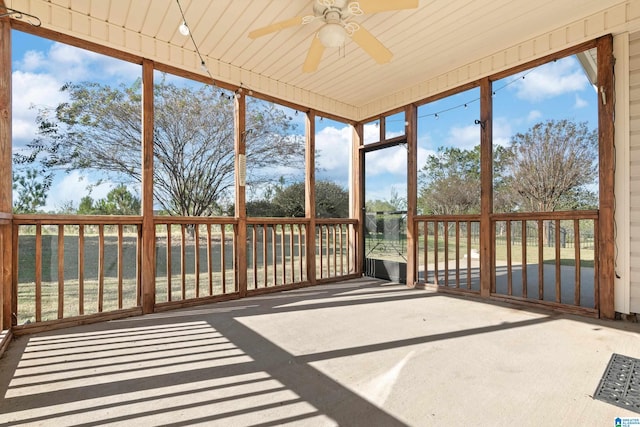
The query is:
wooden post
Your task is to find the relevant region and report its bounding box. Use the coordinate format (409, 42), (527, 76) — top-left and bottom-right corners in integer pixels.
(480, 77), (493, 298)
(406, 104), (417, 287)
(597, 34), (615, 319)
(352, 123), (364, 275)
(141, 59), (156, 313)
(0, 8), (13, 329)
(235, 92), (247, 297)
(305, 112), (317, 284)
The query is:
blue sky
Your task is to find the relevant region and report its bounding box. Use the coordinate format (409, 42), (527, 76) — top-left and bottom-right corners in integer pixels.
(11, 30), (597, 211)
(363, 55), (598, 205)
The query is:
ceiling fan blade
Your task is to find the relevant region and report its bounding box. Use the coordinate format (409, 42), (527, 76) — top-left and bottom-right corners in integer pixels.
(355, 0), (419, 14)
(351, 26), (393, 64)
(248, 16), (307, 39)
(303, 35), (325, 73)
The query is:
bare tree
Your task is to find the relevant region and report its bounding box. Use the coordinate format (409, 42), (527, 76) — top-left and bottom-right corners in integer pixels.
(507, 119), (597, 212)
(16, 77), (304, 216)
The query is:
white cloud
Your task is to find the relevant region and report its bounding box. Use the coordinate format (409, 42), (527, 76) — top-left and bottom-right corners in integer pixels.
(417, 131), (433, 150)
(364, 145), (407, 177)
(363, 122), (380, 143)
(492, 117), (513, 147)
(316, 125), (351, 173)
(12, 40), (140, 148)
(12, 70), (68, 146)
(44, 42), (139, 82)
(19, 50), (46, 71)
(45, 171), (115, 212)
(512, 57), (589, 102)
(574, 95), (588, 109)
(446, 125), (479, 150)
(416, 146), (435, 170)
(527, 110), (542, 122)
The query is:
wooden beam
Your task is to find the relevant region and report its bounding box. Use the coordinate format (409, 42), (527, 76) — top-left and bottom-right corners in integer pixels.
(406, 104), (417, 286)
(597, 34), (615, 319)
(0, 5), (13, 329)
(480, 77), (493, 298)
(235, 93), (247, 297)
(141, 59), (155, 314)
(353, 123), (364, 275)
(305, 112), (317, 284)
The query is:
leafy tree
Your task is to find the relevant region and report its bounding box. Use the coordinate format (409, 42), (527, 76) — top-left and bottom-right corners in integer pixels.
(418, 146), (483, 215)
(556, 187), (598, 210)
(78, 184), (140, 215)
(365, 199), (399, 214)
(315, 181), (350, 218)
(245, 199), (282, 217)
(271, 181), (305, 217)
(506, 119), (597, 212)
(16, 77), (304, 216)
(12, 169), (52, 213)
(77, 196), (95, 215)
(245, 180), (349, 218)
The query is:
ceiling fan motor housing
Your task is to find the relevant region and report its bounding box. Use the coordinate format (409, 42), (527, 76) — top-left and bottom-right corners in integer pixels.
(314, 1), (351, 48)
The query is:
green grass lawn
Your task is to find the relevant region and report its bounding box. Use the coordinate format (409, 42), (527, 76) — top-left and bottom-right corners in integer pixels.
(366, 235), (595, 268)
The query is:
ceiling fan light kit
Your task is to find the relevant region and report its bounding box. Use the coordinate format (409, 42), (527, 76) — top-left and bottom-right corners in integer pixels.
(318, 22), (347, 47)
(248, 0), (419, 72)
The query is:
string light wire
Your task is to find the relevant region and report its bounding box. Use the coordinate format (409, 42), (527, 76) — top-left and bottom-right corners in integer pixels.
(416, 69), (534, 121)
(176, 0), (258, 101)
(384, 68), (536, 127)
(176, 0), (216, 85)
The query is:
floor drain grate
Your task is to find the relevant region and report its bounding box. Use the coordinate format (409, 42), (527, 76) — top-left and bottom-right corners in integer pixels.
(594, 353), (640, 414)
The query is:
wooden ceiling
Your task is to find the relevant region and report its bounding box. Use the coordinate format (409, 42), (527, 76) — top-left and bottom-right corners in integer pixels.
(6, 0), (640, 120)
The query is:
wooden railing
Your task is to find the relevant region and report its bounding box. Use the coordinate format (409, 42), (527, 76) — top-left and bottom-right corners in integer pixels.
(9, 215), (360, 329)
(414, 211), (599, 315)
(316, 219), (359, 280)
(491, 210), (599, 314)
(8, 209), (598, 328)
(12, 215), (143, 326)
(246, 218), (308, 291)
(414, 215), (481, 292)
(154, 217), (238, 305)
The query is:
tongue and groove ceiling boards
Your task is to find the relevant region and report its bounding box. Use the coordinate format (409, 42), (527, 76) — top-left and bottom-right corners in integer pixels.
(7, 0), (640, 120)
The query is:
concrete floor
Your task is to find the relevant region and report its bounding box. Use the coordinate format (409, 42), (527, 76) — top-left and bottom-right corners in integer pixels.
(0, 277), (639, 426)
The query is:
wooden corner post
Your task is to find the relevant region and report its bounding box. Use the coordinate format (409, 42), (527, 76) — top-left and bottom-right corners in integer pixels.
(598, 34), (615, 319)
(480, 77), (493, 298)
(235, 93), (247, 297)
(406, 104), (417, 287)
(0, 9), (13, 329)
(141, 59), (156, 313)
(352, 122), (364, 275)
(305, 112), (317, 284)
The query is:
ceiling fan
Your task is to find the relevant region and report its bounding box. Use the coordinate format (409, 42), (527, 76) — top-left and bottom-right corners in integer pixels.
(248, 0), (419, 72)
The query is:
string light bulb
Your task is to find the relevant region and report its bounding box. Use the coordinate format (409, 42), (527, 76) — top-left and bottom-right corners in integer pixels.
(179, 21), (190, 36)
